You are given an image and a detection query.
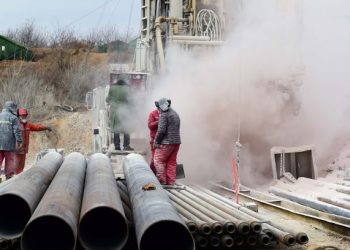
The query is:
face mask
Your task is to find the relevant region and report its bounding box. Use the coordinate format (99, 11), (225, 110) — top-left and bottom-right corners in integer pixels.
(21, 119), (27, 124)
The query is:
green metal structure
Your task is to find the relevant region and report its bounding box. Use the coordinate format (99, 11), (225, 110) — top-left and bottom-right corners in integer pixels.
(0, 35), (33, 61)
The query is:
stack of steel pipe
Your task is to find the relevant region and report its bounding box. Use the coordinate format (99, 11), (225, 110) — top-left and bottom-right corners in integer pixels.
(123, 153), (194, 250)
(0, 152), (63, 240)
(21, 152), (87, 250)
(166, 186), (272, 249)
(196, 184), (309, 248)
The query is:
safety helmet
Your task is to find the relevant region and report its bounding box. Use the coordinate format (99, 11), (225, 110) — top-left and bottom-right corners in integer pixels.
(5, 101), (17, 115)
(18, 108), (28, 116)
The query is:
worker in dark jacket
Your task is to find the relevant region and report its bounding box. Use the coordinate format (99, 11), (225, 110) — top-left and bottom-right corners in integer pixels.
(154, 98), (181, 185)
(106, 79), (134, 151)
(0, 101), (23, 179)
(15, 108), (52, 174)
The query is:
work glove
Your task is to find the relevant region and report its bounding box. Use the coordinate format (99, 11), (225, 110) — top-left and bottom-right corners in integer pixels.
(47, 127), (52, 132)
(154, 142), (160, 149)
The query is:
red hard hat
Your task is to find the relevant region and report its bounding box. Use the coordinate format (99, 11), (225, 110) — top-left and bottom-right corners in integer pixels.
(18, 108), (28, 116)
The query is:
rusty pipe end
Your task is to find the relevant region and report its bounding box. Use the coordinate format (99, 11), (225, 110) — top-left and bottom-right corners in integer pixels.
(296, 232), (309, 245)
(199, 223), (212, 235)
(211, 222), (224, 235)
(283, 234), (296, 246)
(249, 221), (262, 233)
(223, 221), (236, 234)
(237, 222), (250, 235)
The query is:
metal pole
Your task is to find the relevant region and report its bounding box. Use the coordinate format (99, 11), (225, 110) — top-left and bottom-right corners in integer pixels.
(173, 190), (250, 234)
(21, 152), (86, 250)
(123, 153), (194, 250)
(167, 191), (223, 235)
(0, 152), (63, 239)
(79, 153), (128, 250)
(200, 185), (305, 244)
(185, 186), (261, 233)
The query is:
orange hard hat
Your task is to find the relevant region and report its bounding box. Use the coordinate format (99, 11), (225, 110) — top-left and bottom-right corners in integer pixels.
(18, 108), (28, 116)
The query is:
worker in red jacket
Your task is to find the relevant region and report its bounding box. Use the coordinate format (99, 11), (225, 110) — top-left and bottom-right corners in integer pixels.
(15, 108), (52, 174)
(148, 106), (160, 174)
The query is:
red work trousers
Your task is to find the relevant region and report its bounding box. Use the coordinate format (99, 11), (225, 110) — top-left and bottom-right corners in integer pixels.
(15, 154), (26, 174)
(0, 151), (16, 178)
(154, 144), (180, 185)
(149, 141), (157, 174)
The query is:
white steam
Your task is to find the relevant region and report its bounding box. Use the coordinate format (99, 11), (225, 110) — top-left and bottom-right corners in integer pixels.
(139, 0), (350, 186)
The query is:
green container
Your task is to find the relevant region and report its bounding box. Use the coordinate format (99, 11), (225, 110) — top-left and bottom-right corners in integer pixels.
(0, 35), (33, 61)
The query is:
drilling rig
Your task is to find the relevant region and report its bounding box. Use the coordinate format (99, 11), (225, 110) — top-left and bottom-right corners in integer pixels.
(135, 0), (227, 74)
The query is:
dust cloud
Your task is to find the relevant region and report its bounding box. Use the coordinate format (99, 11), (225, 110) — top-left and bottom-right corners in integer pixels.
(141, 0), (350, 187)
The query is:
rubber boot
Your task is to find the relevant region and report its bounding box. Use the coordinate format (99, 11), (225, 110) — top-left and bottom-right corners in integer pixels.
(123, 134), (134, 151)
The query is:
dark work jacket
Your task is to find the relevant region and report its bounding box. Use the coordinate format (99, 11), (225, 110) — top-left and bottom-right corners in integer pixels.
(155, 107), (181, 145)
(0, 109), (23, 151)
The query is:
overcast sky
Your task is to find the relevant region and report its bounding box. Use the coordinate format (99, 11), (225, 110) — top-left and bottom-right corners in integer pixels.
(0, 0), (141, 37)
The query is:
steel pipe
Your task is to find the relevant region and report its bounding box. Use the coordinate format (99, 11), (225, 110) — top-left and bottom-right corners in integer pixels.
(21, 152), (86, 250)
(0, 152), (63, 239)
(209, 236), (220, 248)
(258, 233), (271, 246)
(186, 187), (260, 233)
(171, 201), (210, 235)
(194, 235), (208, 248)
(221, 235), (234, 248)
(179, 215), (197, 234)
(246, 235), (258, 246)
(174, 190), (249, 234)
(270, 187), (350, 219)
(199, 185), (303, 245)
(79, 153), (128, 250)
(168, 192), (221, 234)
(167, 191), (224, 234)
(123, 153), (194, 250)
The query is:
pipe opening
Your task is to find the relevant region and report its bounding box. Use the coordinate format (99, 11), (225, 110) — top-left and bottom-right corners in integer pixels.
(222, 236), (234, 247)
(247, 235), (257, 246)
(234, 236), (244, 246)
(196, 237), (208, 247)
(200, 224), (212, 235)
(251, 223), (262, 233)
(259, 235), (270, 245)
(210, 236), (220, 247)
(224, 223), (236, 234)
(239, 223), (250, 235)
(212, 223), (223, 234)
(186, 222), (197, 234)
(0, 194), (31, 238)
(141, 221), (194, 250)
(21, 216), (75, 250)
(297, 234), (309, 244)
(286, 236), (296, 246)
(79, 207), (128, 250)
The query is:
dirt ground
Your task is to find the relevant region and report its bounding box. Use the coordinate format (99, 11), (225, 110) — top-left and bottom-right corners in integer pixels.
(26, 110), (93, 167)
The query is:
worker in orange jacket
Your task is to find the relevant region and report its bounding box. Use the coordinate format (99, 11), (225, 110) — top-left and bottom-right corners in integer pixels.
(15, 108), (52, 174)
(148, 107), (160, 174)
